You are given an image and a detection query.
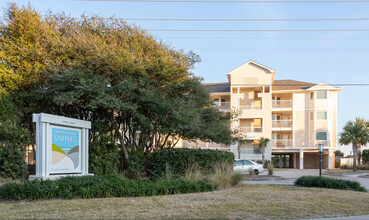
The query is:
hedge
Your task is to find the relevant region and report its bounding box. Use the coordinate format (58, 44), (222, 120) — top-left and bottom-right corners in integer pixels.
(0, 175), (214, 201)
(149, 148), (234, 178)
(295, 176), (367, 192)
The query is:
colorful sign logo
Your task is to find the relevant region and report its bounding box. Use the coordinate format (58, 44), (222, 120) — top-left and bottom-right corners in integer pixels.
(51, 127), (81, 173)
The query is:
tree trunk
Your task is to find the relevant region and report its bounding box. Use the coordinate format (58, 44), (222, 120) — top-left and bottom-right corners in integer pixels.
(237, 143), (240, 159)
(262, 148), (265, 166)
(353, 144), (357, 172)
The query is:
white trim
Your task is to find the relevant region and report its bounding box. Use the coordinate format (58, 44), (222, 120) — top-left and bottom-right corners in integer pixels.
(227, 60), (275, 75)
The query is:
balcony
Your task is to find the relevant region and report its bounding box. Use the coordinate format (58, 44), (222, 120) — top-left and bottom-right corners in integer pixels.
(272, 139), (293, 148)
(239, 102), (262, 110)
(214, 102), (230, 112)
(272, 100), (293, 110)
(239, 126), (263, 133)
(314, 140), (329, 147)
(182, 140), (229, 149)
(272, 120), (293, 130)
(239, 148), (262, 160)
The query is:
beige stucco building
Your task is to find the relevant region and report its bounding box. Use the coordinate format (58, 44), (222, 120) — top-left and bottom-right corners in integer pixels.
(183, 60), (342, 169)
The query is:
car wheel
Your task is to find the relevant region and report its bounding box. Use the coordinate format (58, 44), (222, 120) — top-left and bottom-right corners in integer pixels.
(254, 169), (259, 175)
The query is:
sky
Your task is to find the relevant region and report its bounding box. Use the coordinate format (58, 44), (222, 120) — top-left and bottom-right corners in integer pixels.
(2, 0), (369, 155)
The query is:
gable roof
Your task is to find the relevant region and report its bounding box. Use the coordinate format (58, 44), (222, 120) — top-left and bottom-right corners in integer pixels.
(203, 82), (230, 93)
(272, 80), (316, 91)
(227, 60), (275, 75)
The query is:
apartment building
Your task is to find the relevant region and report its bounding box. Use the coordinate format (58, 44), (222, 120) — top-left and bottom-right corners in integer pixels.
(184, 60), (342, 169)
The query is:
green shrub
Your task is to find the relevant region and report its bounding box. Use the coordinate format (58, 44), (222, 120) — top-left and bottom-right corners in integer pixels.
(0, 175), (214, 201)
(126, 146), (146, 179)
(267, 163), (274, 176)
(149, 148), (234, 178)
(357, 164), (369, 170)
(0, 142), (27, 180)
(295, 176), (367, 192)
(362, 149), (369, 164)
(89, 136), (120, 175)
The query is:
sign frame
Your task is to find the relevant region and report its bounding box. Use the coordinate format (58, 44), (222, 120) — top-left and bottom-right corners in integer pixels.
(30, 113), (93, 180)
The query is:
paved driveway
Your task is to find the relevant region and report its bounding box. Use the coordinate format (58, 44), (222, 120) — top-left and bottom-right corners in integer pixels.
(242, 169), (369, 190)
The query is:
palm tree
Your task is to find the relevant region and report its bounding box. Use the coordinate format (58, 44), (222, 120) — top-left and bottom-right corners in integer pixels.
(339, 118), (369, 171)
(259, 137), (271, 166)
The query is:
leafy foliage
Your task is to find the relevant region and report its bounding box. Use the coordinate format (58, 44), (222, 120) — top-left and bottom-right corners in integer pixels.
(295, 176), (367, 192)
(362, 149), (369, 164)
(89, 135), (120, 175)
(334, 150), (344, 157)
(339, 118), (369, 171)
(0, 175), (214, 201)
(0, 142), (27, 179)
(149, 148), (234, 178)
(126, 146), (146, 179)
(0, 3), (233, 175)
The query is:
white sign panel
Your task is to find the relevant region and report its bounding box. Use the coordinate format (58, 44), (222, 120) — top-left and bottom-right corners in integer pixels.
(30, 113), (92, 180)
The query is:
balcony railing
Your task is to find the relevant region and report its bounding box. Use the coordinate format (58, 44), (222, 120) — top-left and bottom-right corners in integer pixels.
(239, 148), (262, 160)
(272, 139), (293, 148)
(239, 126), (263, 133)
(182, 140), (229, 149)
(239, 101), (262, 110)
(272, 100), (293, 109)
(315, 140), (329, 147)
(272, 120), (293, 128)
(214, 102), (230, 111)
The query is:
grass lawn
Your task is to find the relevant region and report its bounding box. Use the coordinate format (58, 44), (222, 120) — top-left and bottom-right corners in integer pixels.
(1, 184), (369, 219)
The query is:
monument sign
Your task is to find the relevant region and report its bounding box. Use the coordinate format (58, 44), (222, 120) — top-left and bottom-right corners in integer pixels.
(30, 113), (92, 180)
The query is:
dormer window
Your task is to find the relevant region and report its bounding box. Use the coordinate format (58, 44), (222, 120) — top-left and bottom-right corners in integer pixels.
(316, 91), (327, 99)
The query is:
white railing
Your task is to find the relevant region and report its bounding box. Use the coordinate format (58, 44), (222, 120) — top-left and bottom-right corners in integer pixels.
(272, 139), (293, 148)
(239, 101), (262, 110)
(272, 120), (293, 128)
(315, 140), (329, 147)
(182, 140), (229, 149)
(272, 100), (293, 109)
(239, 126), (263, 133)
(239, 148), (262, 160)
(214, 102), (230, 111)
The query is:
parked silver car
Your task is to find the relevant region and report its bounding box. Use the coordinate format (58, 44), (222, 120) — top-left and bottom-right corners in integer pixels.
(234, 159), (264, 175)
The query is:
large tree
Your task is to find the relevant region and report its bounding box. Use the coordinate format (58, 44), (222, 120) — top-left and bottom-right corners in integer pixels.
(339, 118), (369, 171)
(0, 3), (233, 172)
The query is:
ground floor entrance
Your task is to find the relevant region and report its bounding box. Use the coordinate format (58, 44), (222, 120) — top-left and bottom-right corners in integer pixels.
(272, 150), (334, 169)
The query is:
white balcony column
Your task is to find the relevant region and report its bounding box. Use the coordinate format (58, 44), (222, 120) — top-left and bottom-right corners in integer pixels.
(206, 142), (209, 149)
(328, 149), (333, 169)
(299, 150), (304, 169)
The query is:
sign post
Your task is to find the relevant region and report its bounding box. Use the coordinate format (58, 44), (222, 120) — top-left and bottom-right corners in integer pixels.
(318, 143), (323, 177)
(30, 113), (93, 180)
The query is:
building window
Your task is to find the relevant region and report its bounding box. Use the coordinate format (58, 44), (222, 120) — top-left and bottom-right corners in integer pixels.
(316, 91), (327, 99)
(317, 111), (327, 120)
(316, 132), (327, 140)
(221, 98), (226, 106)
(213, 99), (219, 106)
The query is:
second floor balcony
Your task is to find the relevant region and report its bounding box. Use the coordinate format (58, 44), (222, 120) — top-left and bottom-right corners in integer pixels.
(239, 126), (263, 134)
(214, 102), (231, 112)
(272, 139), (293, 148)
(239, 101), (262, 110)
